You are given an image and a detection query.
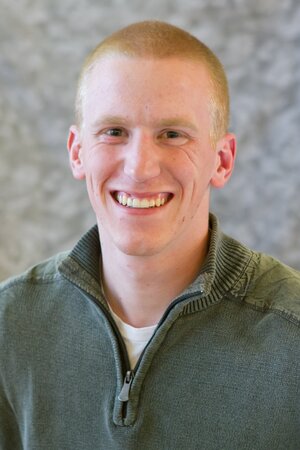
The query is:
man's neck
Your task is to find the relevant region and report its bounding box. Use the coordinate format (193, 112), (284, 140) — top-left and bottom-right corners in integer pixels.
(100, 229), (210, 328)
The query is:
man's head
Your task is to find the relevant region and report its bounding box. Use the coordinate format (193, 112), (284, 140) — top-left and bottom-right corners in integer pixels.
(68, 21), (236, 259)
(75, 20), (229, 146)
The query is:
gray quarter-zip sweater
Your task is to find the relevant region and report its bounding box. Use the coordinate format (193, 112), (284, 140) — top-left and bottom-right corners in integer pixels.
(1, 214), (300, 449)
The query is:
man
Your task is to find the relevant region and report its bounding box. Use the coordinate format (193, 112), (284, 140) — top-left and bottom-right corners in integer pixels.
(0, 21), (299, 450)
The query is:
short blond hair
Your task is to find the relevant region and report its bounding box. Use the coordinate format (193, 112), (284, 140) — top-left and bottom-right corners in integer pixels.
(75, 21), (229, 144)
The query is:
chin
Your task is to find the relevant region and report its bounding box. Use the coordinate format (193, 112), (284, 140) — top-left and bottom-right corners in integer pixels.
(113, 236), (167, 257)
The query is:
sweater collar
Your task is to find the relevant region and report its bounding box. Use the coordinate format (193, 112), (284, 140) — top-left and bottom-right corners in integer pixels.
(180, 214), (253, 310)
(58, 213), (253, 306)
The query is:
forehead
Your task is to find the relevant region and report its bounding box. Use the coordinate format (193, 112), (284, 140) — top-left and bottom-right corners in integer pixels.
(81, 56), (212, 125)
(86, 54), (210, 94)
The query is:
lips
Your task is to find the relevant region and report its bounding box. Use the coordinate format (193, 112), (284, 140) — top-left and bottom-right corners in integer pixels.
(113, 191), (172, 209)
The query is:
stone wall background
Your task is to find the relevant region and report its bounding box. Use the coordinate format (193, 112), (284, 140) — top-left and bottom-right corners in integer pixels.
(1, 0), (299, 281)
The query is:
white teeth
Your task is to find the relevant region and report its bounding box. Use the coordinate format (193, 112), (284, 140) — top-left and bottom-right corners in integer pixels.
(115, 193), (169, 209)
(140, 199), (149, 208)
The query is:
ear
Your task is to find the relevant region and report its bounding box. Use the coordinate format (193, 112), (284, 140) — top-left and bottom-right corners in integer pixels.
(67, 125), (85, 180)
(210, 133), (236, 188)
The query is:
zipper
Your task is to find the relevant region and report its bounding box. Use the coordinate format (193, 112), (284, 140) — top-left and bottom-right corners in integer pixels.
(118, 370), (134, 401)
(81, 288), (203, 417)
(79, 290), (132, 379)
(131, 289), (204, 373)
(93, 302), (134, 419)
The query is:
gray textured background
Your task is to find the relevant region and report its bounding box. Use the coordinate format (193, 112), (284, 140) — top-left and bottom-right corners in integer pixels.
(1, 0), (299, 281)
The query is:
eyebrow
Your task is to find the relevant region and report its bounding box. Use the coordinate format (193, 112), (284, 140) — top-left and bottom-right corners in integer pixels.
(90, 115), (129, 129)
(90, 115), (198, 132)
(158, 118), (198, 132)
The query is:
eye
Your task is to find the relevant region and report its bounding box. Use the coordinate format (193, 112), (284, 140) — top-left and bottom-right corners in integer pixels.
(164, 130), (181, 139)
(159, 129), (189, 145)
(104, 128), (125, 137)
(97, 127), (128, 144)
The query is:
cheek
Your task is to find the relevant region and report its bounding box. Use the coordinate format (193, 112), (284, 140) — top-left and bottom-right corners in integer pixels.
(170, 154), (209, 196)
(84, 158), (116, 211)
(173, 145), (215, 178)
(83, 181), (97, 222)
(83, 151), (113, 187)
(172, 152), (215, 218)
(85, 175), (100, 210)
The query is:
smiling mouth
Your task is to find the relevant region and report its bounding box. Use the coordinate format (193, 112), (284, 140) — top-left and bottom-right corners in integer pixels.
(113, 191), (172, 209)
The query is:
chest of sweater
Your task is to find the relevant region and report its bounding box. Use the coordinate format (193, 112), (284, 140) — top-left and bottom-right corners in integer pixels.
(2, 292), (299, 450)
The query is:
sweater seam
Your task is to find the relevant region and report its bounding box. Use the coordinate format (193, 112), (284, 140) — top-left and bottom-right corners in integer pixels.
(228, 251), (300, 327)
(229, 248), (256, 291)
(179, 292), (300, 329)
(0, 272), (63, 294)
(225, 294), (300, 328)
(180, 248), (300, 328)
(60, 256), (106, 306)
(180, 249), (255, 316)
(243, 301), (300, 327)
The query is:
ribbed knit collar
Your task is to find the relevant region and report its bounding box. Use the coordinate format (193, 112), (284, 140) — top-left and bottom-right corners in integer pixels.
(58, 213), (254, 310)
(180, 214), (254, 313)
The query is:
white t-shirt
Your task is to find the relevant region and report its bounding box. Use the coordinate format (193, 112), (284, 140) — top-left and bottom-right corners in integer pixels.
(109, 307), (157, 369)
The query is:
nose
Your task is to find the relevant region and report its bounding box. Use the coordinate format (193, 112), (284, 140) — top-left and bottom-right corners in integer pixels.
(123, 132), (161, 182)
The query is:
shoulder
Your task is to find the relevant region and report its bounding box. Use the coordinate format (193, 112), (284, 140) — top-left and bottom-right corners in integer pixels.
(243, 250), (300, 325)
(0, 251), (68, 288)
(0, 252), (73, 353)
(0, 251), (69, 310)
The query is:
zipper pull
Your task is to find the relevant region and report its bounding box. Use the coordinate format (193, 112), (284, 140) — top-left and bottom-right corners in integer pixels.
(118, 370), (134, 402)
